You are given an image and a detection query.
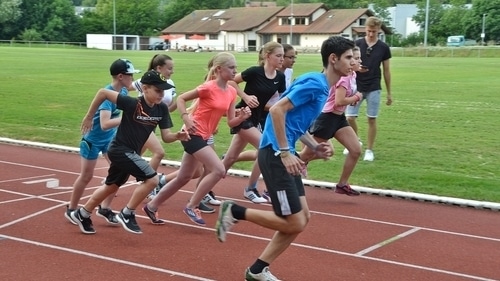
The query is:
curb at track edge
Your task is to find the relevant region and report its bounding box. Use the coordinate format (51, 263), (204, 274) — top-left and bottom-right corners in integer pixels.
(1, 137), (498, 212)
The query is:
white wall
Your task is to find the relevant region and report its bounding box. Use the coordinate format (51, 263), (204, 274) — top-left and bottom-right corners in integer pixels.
(86, 34), (112, 50)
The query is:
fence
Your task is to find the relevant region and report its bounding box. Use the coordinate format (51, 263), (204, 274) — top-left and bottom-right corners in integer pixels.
(1, 39), (500, 58)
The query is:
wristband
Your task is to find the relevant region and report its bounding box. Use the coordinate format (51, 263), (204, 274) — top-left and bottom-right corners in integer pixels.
(279, 147), (290, 151)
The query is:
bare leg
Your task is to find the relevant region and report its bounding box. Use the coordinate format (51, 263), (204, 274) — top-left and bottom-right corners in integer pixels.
(367, 117), (377, 150)
(334, 127), (361, 185)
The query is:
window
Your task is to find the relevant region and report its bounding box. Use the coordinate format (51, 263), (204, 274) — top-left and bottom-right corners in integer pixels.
(209, 34), (218, 40)
(359, 18), (366, 26)
(295, 17), (306, 25)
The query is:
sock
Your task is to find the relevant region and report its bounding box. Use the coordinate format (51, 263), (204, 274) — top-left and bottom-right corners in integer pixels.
(249, 259), (269, 274)
(122, 206), (134, 215)
(79, 207), (91, 218)
(231, 204), (246, 220)
(246, 182), (257, 191)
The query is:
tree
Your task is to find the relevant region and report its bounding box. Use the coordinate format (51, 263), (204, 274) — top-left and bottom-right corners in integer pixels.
(0, 0), (22, 23)
(462, 0), (500, 43)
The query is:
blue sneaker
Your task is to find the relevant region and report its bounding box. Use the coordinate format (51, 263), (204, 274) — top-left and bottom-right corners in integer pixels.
(183, 207), (206, 226)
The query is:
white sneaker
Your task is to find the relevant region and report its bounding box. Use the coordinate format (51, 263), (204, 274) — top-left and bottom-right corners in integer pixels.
(215, 200), (237, 242)
(203, 191), (222, 206)
(244, 188), (268, 204)
(343, 140), (362, 155)
(245, 267), (281, 281)
(363, 149), (374, 161)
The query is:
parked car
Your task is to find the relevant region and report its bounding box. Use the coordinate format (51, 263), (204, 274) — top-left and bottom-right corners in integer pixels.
(148, 42), (166, 50)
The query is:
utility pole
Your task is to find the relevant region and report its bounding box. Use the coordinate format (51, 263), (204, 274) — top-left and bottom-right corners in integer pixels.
(423, 0), (429, 47)
(113, 0), (116, 50)
(289, 0), (294, 45)
(481, 13), (486, 46)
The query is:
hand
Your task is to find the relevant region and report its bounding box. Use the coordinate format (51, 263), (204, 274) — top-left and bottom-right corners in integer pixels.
(386, 93), (393, 106)
(314, 142), (333, 160)
(238, 106), (252, 119)
(183, 116), (198, 134)
(350, 92), (363, 106)
(81, 115), (93, 135)
(243, 94), (259, 108)
(281, 152), (305, 176)
(176, 130), (190, 141)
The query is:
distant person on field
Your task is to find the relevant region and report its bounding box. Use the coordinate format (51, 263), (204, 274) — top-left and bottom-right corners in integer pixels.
(64, 59), (140, 226)
(346, 16), (392, 161)
(70, 70), (189, 235)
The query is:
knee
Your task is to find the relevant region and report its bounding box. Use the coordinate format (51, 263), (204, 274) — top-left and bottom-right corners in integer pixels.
(212, 167), (226, 179)
(285, 214), (309, 234)
(347, 116), (356, 122)
(153, 149), (165, 159)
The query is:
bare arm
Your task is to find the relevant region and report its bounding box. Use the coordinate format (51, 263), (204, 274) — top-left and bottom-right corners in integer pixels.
(177, 88), (199, 134)
(159, 128), (190, 143)
(81, 89), (119, 134)
(229, 74), (259, 108)
(334, 86), (362, 107)
(99, 110), (121, 130)
(382, 59), (392, 105)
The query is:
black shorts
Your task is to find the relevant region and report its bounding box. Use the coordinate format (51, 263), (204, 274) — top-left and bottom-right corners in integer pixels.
(258, 146), (304, 217)
(106, 145), (156, 186)
(308, 112), (349, 140)
(181, 134), (209, 155)
(230, 118), (258, 134)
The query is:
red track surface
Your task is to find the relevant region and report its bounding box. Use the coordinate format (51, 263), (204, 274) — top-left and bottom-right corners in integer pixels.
(1, 143), (499, 281)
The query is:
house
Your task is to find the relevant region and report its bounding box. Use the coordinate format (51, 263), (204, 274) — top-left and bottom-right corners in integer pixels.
(160, 3), (391, 52)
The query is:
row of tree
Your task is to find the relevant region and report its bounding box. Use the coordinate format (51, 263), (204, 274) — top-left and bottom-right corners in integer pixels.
(0, 0), (497, 46)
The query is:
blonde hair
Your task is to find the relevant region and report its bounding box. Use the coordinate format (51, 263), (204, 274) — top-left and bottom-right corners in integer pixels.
(187, 52), (235, 114)
(258, 42), (282, 66)
(366, 16), (382, 28)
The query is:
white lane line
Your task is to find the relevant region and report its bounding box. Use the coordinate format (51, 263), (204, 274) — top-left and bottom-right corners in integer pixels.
(355, 227), (422, 256)
(0, 174), (56, 183)
(0, 234), (215, 281)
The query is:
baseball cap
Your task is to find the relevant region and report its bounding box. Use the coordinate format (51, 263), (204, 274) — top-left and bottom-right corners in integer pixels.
(140, 69), (174, 90)
(110, 59), (141, 75)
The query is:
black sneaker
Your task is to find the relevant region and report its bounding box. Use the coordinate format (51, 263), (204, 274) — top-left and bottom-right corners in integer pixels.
(95, 205), (119, 225)
(142, 204), (165, 225)
(64, 205), (77, 225)
(198, 201), (215, 214)
(116, 211), (142, 234)
(70, 209), (96, 234)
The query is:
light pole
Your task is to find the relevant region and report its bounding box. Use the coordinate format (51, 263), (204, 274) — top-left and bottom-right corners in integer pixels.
(289, 0), (293, 45)
(423, 0), (429, 47)
(113, 0), (116, 50)
(481, 13), (486, 46)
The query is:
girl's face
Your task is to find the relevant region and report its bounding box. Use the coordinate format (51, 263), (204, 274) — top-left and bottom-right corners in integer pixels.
(282, 49), (297, 69)
(352, 50), (362, 72)
(143, 84), (165, 105)
(156, 60), (174, 80)
(266, 47), (284, 69)
(218, 58), (237, 81)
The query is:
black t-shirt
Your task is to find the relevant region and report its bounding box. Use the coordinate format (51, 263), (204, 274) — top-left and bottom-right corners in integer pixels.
(236, 66), (286, 126)
(355, 38), (391, 92)
(110, 95), (173, 153)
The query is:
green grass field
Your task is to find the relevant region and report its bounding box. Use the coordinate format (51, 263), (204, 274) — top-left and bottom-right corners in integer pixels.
(0, 47), (499, 202)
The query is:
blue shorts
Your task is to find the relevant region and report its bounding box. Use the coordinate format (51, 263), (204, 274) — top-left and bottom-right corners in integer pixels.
(79, 138), (111, 160)
(345, 90), (381, 118)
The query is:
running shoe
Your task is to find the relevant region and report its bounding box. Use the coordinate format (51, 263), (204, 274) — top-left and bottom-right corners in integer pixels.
(198, 201), (215, 214)
(363, 149), (374, 161)
(183, 207), (206, 226)
(147, 173), (167, 200)
(262, 190), (272, 203)
(70, 209), (96, 234)
(203, 191), (222, 206)
(215, 200), (237, 242)
(116, 211), (142, 234)
(95, 205), (119, 225)
(244, 188), (267, 204)
(64, 205), (77, 225)
(245, 267), (281, 281)
(334, 184), (360, 196)
(142, 204), (165, 225)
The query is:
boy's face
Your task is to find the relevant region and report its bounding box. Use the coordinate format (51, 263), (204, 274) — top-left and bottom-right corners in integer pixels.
(365, 25), (380, 41)
(118, 73), (134, 88)
(143, 85), (165, 105)
(333, 49), (355, 77)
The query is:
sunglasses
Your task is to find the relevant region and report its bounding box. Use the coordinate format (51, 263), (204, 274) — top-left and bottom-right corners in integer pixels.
(366, 47), (373, 57)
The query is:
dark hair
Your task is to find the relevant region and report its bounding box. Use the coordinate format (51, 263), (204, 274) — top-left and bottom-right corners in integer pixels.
(148, 54), (173, 70)
(320, 36), (355, 68)
(281, 43), (294, 54)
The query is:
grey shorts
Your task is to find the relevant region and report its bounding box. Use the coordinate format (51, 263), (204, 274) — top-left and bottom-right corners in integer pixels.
(106, 146), (157, 186)
(345, 90), (381, 118)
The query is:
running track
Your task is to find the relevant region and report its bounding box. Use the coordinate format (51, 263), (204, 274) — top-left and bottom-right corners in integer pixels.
(1, 142), (499, 281)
